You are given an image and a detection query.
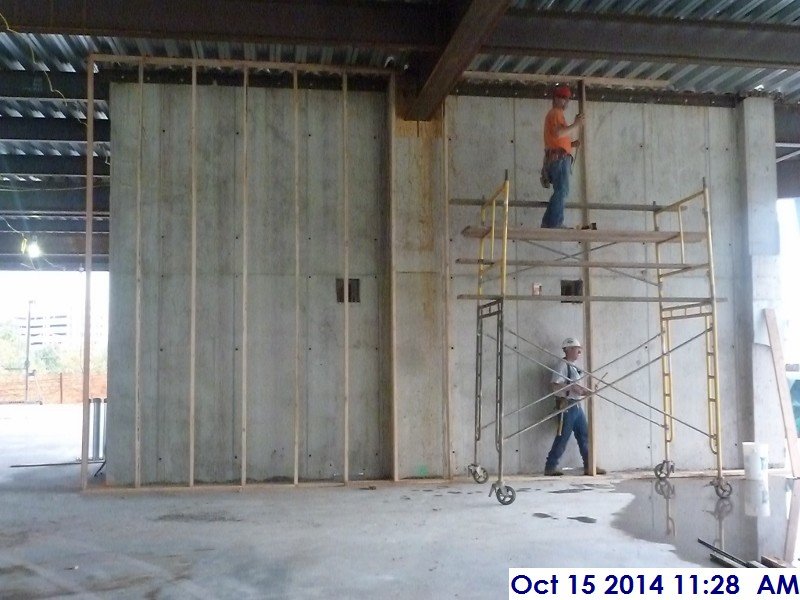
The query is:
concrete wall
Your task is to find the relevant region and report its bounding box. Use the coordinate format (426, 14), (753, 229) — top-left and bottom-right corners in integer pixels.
(108, 83), (391, 485)
(108, 80), (781, 484)
(446, 95), (764, 476)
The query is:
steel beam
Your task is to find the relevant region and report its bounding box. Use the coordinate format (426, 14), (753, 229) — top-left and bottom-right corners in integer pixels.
(0, 187), (110, 213)
(488, 10), (800, 69)
(0, 71), (109, 99)
(0, 0), (443, 51)
(0, 216), (109, 233)
(776, 105), (800, 145)
(0, 231), (108, 254)
(404, 0), (512, 121)
(0, 118), (110, 142)
(0, 155), (109, 177)
(778, 160), (800, 199)
(0, 254), (108, 271)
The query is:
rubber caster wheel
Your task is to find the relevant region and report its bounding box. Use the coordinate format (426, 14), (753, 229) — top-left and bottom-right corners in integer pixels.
(496, 485), (516, 505)
(468, 464), (489, 484)
(712, 478), (732, 499)
(654, 460), (675, 480)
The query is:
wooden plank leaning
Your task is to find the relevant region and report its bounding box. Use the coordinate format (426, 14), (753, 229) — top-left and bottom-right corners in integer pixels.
(764, 308), (800, 479)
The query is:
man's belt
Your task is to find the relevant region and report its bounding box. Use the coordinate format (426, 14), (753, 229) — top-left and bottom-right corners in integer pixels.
(545, 148), (570, 159)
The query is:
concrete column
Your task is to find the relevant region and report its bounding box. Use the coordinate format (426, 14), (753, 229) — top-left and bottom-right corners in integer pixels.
(737, 97), (783, 464)
(391, 105), (448, 479)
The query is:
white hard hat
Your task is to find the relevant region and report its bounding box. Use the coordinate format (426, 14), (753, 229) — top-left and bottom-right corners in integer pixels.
(562, 337), (581, 349)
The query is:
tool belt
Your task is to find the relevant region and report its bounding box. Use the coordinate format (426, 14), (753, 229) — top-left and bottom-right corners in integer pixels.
(555, 396), (570, 410)
(540, 148), (573, 188)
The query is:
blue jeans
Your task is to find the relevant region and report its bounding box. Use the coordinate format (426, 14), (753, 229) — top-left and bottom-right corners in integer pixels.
(541, 156), (571, 228)
(545, 403), (589, 471)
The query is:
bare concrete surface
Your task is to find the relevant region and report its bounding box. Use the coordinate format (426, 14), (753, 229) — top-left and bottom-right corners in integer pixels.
(1, 405), (795, 599)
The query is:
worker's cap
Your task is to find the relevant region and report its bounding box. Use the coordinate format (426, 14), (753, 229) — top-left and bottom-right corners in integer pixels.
(553, 85), (572, 99)
(561, 337), (582, 349)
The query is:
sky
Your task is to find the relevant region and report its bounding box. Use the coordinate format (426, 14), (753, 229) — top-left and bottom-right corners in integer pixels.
(0, 271), (109, 330)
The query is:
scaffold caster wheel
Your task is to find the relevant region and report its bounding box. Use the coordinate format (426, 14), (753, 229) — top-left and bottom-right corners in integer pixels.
(712, 478), (732, 499)
(468, 464), (489, 484)
(710, 497), (733, 520)
(654, 460), (675, 480)
(654, 479), (675, 500)
(496, 485), (516, 506)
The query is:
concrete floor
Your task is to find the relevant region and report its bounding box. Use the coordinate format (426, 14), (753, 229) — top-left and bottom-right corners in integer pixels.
(1, 405), (796, 599)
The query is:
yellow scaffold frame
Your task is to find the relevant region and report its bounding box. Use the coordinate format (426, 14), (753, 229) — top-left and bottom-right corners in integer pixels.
(456, 175), (731, 505)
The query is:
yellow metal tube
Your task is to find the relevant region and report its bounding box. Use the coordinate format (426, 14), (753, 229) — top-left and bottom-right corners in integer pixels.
(481, 180), (510, 210)
(703, 182), (723, 474)
(654, 189), (705, 214)
(500, 179), (510, 296)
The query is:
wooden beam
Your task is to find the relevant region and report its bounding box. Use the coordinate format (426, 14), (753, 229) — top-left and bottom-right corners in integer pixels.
(458, 294), (716, 303)
(404, 0), (512, 121)
(450, 198), (660, 211)
(578, 79), (595, 477)
(456, 258), (704, 270)
(783, 479), (800, 563)
(764, 308), (800, 478)
(461, 225), (706, 244)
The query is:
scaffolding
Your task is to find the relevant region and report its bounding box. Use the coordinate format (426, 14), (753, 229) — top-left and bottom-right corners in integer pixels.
(455, 174), (731, 505)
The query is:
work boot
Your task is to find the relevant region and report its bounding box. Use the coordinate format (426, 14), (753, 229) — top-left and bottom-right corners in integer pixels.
(584, 467), (607, 475)
(544, 468), (564, 476)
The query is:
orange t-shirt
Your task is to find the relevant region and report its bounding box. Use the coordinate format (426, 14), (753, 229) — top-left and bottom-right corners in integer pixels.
(543, 107), (572, 155)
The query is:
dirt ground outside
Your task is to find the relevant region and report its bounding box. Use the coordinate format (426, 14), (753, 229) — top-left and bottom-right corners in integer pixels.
(0, 372), (107, 404)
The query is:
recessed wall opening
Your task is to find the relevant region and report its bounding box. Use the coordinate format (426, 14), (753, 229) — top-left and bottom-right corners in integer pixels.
(560, 278), (583, 303)
(336, 278), (361, 303)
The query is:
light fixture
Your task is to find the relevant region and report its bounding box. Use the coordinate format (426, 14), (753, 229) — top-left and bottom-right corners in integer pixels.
(27, 238), (42, 259)
(21, 236), (42, 259)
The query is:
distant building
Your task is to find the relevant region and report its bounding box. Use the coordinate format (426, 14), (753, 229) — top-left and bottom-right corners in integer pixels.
(14, 312), (72, 346)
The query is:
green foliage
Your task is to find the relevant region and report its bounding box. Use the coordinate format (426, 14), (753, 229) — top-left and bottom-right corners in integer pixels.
(0, 320), (106, 375)
(0, 321), (25, 372)
(32, 344), (64, 373)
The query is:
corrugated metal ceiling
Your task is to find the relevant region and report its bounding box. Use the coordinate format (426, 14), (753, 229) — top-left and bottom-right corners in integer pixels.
(0, 1), (798, 102)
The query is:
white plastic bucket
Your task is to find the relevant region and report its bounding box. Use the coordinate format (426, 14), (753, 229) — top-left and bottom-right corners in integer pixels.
(742, 442), (769, 481)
